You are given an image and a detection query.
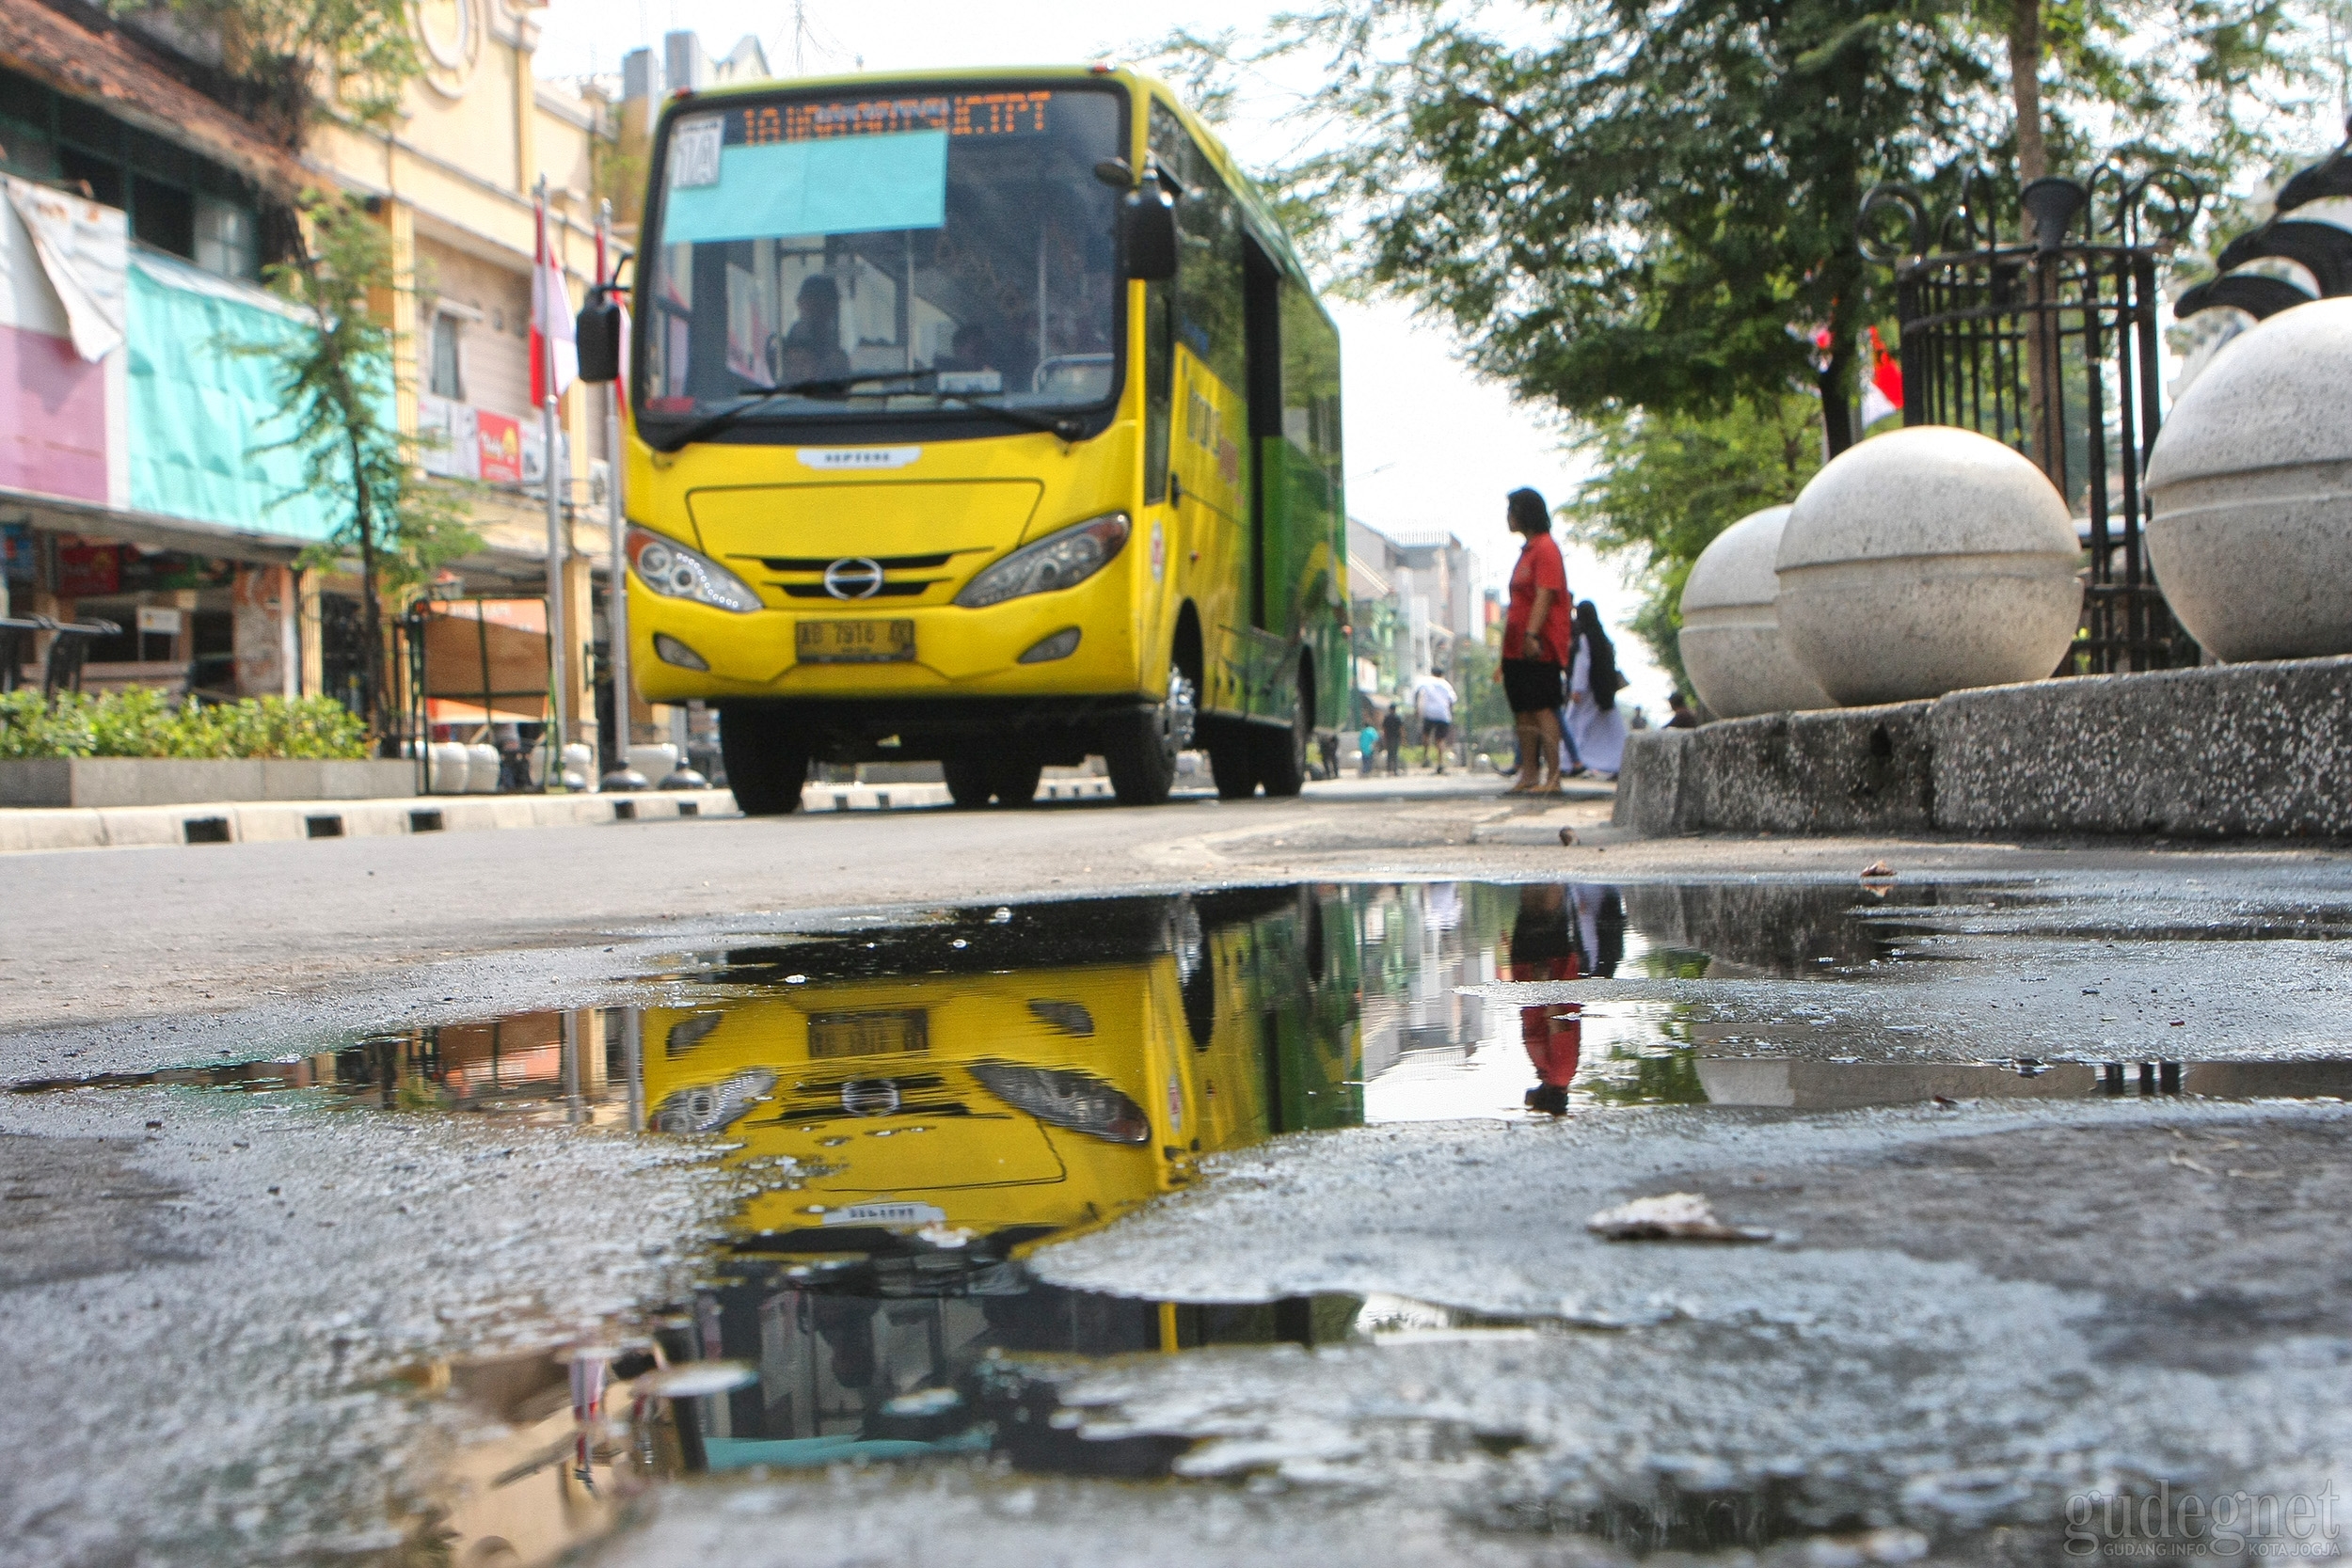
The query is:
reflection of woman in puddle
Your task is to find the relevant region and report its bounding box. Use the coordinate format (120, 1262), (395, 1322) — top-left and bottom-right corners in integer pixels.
(1509, 884), (1581, 1116)
(1569, 883), (1626, 979)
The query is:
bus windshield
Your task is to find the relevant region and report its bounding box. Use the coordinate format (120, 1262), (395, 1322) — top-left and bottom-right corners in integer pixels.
(639, 86), (1124, 436)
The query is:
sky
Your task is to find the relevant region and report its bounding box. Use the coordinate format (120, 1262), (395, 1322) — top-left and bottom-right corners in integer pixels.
(533, 0), (1670, 708)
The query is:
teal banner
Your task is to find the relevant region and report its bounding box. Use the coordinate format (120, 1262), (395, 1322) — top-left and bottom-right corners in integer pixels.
(661, 131), (949, 245)
(124, 254), (346, 545)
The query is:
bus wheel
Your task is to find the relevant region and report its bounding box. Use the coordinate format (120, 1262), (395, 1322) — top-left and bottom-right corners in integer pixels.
(1104, 671), (1194, 806)
(718, 705), (811, 816)
(942, 757), (993, 809)
(1204, 720), (1258, 800)
(991, 755), (1044, 807)
(1253, 669), (1311, 799)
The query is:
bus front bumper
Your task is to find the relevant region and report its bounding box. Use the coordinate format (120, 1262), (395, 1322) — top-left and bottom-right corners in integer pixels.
(627, 580), (1150, 710)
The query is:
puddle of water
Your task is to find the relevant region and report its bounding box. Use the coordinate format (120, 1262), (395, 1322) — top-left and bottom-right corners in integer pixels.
(20, 880), (2352, 1564)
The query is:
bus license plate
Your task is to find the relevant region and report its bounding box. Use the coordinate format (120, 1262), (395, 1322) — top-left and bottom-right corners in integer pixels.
(807, 1008), (929, 1059)
(797, 619), (914, 663)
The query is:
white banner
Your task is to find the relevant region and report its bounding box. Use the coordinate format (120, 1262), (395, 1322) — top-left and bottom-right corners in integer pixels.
(4, 176), (126, 360)
(417, 391), (482, 481)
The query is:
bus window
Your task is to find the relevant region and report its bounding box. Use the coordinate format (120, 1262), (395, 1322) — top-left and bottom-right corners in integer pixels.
(1148, 103), (1247, 404)
(640, 87), (1124, 430)
(1145, 281), (1173, 505)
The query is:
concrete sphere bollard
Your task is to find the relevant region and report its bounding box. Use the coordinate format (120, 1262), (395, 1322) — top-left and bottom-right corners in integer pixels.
(2144, 297), (2352, 662)
(1677, 505), (1836, 718)
(1775, 425), (2082, 706)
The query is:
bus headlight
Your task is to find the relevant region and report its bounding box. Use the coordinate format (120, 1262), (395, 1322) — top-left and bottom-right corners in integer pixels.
(968, 1061), (1150, 1144)
(953, 513), (1130, 609)
(652, 1068), (775, 1134)
(628, 528), (761, 613)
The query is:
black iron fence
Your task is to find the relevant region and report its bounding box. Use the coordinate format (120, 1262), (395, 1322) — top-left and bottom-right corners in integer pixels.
(1860, 167), (2205, 673)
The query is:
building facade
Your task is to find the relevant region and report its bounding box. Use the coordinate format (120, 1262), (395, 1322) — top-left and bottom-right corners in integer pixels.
(1345, 516), (1477, 719)
(0, 0), (633, 756)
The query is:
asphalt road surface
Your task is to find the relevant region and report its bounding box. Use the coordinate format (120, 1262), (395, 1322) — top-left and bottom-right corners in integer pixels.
(5, 779), (2351, 1568)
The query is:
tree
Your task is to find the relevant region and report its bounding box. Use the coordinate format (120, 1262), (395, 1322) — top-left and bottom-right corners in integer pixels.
(1168, 0), (2324, 454)
(259, 195), (478, 748)
(1561, 390), (1823, 694)
(117, 0), (424, 141)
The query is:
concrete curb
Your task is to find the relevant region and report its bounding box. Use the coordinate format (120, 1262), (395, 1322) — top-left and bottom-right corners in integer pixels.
(0, 773), (1124, 853)
(1613, 653), (2352, 840)
(0, 789), (741, 853)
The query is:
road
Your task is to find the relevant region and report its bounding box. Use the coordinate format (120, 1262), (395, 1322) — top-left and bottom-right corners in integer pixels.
(4, 780), (2350, 1568)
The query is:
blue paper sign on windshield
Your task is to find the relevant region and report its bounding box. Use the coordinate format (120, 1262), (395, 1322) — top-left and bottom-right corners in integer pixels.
(661, 131), (948, 244)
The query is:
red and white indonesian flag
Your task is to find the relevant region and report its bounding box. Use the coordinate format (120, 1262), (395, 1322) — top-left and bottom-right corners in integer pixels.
(1860, 325), (1904, 430)
(530, 196), (576, 408)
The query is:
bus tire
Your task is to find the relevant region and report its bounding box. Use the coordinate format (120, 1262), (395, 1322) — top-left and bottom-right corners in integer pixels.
(718, 705), (810, 816)
(1204, 721), (1257, 800)
(1253, 672), (1312, 799)
(991, 756), (1044, 807)
(942, 757), (993, 809)
(1104, 670), (1192, 806)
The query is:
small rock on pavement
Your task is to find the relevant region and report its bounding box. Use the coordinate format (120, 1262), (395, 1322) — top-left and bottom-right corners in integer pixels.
(1860, 860), (1895, 880)
(1558, 827), (1578, 846)
(1587, 1191), (1773, 1243)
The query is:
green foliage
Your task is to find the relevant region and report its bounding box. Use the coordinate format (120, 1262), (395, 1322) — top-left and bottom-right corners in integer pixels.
(1448, 633), (1512, 734)
(1562, 391), (1825, 695)
(254, 193), (480, 739)
(0, 691), (367, 760)
(262, 195), (480, 596)
(110, 0), (424, 138)
(1156, 1), (2328, 449)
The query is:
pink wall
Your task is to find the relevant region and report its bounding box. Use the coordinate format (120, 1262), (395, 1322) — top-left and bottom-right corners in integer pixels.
(0, 322), (106, 502)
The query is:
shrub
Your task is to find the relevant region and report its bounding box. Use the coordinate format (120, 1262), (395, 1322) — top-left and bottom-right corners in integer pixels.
(0, 691), (367, 760)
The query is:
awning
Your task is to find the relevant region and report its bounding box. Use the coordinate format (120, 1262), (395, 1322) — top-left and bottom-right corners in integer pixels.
(0, 1), (309, 200)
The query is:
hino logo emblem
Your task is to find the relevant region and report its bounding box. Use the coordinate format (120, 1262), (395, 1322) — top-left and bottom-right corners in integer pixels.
(822, 557), (885, 600)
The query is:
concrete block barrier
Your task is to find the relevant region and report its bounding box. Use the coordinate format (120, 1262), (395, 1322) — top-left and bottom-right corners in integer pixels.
(0, 757), (416, 809)
(1614, 653), (2352, 840)
(1929, 657), (2352, 837)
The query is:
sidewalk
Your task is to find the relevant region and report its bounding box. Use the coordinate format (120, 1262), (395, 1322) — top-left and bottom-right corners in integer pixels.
(1304, 769), (1616, 805)
(0, 765), (1576, 855)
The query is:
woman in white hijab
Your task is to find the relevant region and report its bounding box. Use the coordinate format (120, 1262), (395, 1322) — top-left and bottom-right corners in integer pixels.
(1565, 600), (1629, 778)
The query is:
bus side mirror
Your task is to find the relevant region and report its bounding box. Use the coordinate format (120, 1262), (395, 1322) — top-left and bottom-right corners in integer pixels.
(576, 293), (623, 384)
(1122, 186), (1177, 281)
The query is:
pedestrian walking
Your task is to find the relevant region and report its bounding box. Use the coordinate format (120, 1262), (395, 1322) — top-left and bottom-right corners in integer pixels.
(1359, 720), (1379, 777)
(1381, 704), (1405, 776)
(1412, 666), (1458, 774)
(1565, 600), (1629, 778)
(1499, 487), (1570, 795)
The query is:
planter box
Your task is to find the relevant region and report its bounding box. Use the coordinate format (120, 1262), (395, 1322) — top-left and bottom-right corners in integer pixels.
(0, 758), (416, 809)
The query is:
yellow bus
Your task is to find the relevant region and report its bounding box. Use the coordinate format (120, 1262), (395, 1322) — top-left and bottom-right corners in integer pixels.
(581, 68), (1347, 812)
(630, 891), (1363, 1466)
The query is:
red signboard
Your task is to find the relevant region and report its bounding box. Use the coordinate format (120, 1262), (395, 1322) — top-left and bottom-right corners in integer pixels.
(476, 411), (523, 485)
(56, 541), (119, 597)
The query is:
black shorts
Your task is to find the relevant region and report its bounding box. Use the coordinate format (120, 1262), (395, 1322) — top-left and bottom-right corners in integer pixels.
(1501, 658), (1564, 715)
(1422, 719), (1451, 742)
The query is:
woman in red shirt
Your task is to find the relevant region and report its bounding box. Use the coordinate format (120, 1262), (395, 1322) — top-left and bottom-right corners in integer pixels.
(1501, 487), (1571, 793)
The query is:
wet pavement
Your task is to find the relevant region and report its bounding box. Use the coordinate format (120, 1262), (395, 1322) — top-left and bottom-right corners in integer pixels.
(7, 866), (2352, 1565)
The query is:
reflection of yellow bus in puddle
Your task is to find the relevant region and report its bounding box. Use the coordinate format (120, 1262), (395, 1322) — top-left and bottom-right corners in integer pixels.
(633, 889), (1361, 1471)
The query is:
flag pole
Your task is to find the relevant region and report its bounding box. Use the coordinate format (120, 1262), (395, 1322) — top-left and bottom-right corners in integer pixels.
(537, 175), (569, 787)
(596, 198), (636, 788)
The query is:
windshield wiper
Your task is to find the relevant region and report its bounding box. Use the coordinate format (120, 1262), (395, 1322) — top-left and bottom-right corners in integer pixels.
(645, 370), (1086, 451)
(927, 388), (1085, 440)
(645, 372), (932, 451)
